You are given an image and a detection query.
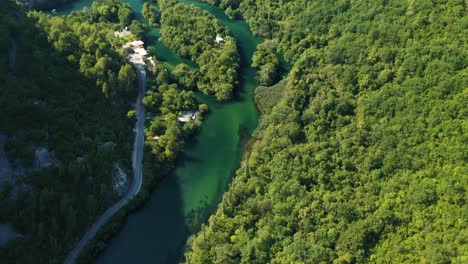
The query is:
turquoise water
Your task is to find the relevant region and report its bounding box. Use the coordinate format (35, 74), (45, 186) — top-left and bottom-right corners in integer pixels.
(56, 1), (260, 263)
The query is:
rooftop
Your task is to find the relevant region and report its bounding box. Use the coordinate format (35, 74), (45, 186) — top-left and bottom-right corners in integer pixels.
(216, 35), (225, 44)
(133, 47), (148, 56)
(177, 111), (198, 122)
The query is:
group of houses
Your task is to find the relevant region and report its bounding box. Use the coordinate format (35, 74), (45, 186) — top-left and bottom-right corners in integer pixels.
(114, 27), (215, 142)
(115, 27), (155, 67)
(123, 40), (149, 66)
(115, 27), (225, 67)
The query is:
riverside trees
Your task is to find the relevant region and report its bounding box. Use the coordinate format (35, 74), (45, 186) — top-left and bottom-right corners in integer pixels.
(251, 44), (280, 86)
(142, 2), (159, 27)
(158, 0), (240, 101)
(142, 59), (202, 183)
(1, 1), (206, 262)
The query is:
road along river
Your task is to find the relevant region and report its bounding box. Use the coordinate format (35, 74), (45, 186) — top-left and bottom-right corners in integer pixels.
(56, 1), (261, 263)
(64, 64), (146, 264)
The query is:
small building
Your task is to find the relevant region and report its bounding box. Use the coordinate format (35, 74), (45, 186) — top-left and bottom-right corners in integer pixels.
(123, 40), (148, 66)
(133, 47), (148, 56)
(131, 40), (144, 47)
(114, 28), (132, 38)
(177, 111), (198, 123)
(147, 56), (156, 68)
(215, 35), (225, 45)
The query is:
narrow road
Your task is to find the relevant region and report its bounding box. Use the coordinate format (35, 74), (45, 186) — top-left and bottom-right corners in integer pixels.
(64, 64), (146, 264)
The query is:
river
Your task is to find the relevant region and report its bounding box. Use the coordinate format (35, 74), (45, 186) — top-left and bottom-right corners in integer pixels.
(56, 0), (260, 263)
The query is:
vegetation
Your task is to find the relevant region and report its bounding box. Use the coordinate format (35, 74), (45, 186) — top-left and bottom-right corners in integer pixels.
(142, 2), (159, 27)
(254, 79), (286, 115)
(172, 63), (199, 90)
(32, 0), (139, 98)
(157, 0), (240, 101)
(0, 0), (207, 263)
(251, 43), (280, 86)
(76, 57), (205, 264)
(0, 1), (136, 263)
(143, 59), (202, 168)
(185, 0), (468, 263)
(128, 19), (145, 39)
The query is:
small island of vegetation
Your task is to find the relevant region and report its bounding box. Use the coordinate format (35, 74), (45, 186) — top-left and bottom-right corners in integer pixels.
(156, 0), (240, 101)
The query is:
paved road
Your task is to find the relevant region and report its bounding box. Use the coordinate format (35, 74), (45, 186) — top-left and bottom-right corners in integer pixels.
(64, 64), (146, 264)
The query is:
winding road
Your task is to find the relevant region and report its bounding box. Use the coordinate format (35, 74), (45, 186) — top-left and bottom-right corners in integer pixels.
(64, 64), (146, 264)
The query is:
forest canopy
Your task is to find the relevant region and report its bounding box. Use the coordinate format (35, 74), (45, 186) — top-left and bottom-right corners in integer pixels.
(185, 0), (468, 263)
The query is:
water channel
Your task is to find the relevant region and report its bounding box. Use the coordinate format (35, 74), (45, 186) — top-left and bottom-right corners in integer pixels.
(56, 0), (260, 263)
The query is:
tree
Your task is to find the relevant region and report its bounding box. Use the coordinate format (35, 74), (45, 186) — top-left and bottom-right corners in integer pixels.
(142, 3), (159, 27)
(129, 20), (145, 39)
(251, 44), (280, 85)
(184, 0), (468, 263)
(118, 63), (137, 96)
(172, 63), (198, 89)
(118, 6), (134, 26)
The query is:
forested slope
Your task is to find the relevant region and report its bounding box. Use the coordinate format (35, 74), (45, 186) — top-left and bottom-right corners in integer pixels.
(0, 1), (136, 262)
(185, 0), (468, 263)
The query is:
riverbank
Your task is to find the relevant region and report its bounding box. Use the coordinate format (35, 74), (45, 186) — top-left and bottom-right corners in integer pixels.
(94, 2), (260, 264)
(64, 62), (146, 264)
(97, 2), (267, 264)
(49, 0), (263, 263)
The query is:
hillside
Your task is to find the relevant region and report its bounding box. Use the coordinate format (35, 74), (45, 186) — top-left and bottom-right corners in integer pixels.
(185, 0), (468, 263)
(0, 1), (136, 262)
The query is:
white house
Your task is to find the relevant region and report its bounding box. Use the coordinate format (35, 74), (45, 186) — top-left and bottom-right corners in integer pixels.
(215, 35), (225, 45)
(133, 47), (148, 56)
(177, 111), (198, 122)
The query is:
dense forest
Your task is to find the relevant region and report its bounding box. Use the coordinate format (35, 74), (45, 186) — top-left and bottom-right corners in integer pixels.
(32, 0), (140, 98)
(185, 0), (468, 263)
(0, 0), (137, 262)
(1, 0), (467, 263)
(157, 0), (240, 101)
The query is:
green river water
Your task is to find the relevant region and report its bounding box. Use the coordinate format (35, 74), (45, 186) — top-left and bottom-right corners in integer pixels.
(57, 0), (260, 263)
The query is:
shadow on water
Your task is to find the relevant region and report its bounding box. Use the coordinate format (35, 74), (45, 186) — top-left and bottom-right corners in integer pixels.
(53, 0), (261, 263)
(177, 153), (203, 164)
(96, 2), (259, 263)
(96, 175), (187, 264)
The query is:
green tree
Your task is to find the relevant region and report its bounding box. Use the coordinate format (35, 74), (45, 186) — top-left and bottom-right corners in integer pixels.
(118, 63), (136, 95)
(118, 5), (134, 26)
(172, 63), (198, 89)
